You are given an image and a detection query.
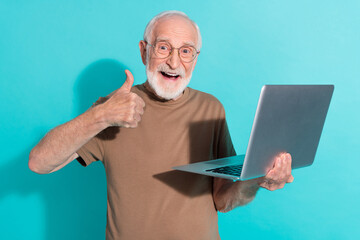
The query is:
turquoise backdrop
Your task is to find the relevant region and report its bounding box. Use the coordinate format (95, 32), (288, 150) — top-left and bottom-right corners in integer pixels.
(1, 0), (359, 239)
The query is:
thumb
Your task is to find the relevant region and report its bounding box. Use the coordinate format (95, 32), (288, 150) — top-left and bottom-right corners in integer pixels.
(119, 70), (134, 93)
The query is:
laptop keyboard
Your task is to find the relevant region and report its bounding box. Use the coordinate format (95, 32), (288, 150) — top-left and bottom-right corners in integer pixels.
(205, 164), (243, 177)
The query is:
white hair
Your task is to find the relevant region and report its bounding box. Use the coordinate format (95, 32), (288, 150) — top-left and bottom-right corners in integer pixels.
(143, 10), (202, 50)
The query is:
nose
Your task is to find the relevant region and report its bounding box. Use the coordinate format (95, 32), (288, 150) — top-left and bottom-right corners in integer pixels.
(166, 49), (181, 69)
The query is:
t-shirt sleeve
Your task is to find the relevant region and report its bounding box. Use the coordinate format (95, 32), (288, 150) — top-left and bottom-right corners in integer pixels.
(76, 96), (108, 167)
(76, 136), (104, 167)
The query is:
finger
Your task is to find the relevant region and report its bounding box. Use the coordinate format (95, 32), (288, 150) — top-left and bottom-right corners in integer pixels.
(261, 182), (275, 191)
(129, 120), (139, 128)
(274, 156), (283, 172)
(140, 97), (146, 107)
(258, 181), (270, 189)
(270, 156), (286, 181)
(281, 153), (292, 179)
(265, 157), (281, 177)
(286, 153), (292, 173)
(281, 153), (291, 171)
(119, 70), (134, 93)
(135, 95), (146, 108)
(276, 153), (287, 168)
(287, 175), (294, 183)
(279, 155), (292, 182)
(133, 112), (141, 122)
(265, 154), (285, 181)
(265, 168), (276, 179)
(136, 104), (144, 115)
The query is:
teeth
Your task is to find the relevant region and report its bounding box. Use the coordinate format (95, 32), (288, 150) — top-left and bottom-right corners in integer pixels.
(165, 72), (178, 76)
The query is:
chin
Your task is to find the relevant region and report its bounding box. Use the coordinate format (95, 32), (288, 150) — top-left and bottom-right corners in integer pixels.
(147, 71), (191, 100)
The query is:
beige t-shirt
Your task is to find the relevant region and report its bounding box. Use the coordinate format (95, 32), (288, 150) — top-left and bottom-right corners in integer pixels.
(77, 84), (236, 240)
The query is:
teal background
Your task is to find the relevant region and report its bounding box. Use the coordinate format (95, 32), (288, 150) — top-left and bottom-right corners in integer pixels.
(1, 0), (359, 239)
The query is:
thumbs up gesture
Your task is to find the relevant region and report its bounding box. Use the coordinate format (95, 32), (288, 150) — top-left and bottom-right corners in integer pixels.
(99, 70), (145, 128)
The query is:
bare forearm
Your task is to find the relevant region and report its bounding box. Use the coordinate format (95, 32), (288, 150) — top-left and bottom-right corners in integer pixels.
(29, 106), (107, 174)
(29, 71), (145, 174)
(213, 178), (260, 213)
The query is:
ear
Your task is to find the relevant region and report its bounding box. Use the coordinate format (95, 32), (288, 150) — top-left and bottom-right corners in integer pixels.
(139, 40), (147, 65)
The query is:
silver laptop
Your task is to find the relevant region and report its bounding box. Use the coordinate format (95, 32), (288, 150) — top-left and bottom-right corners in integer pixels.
(173, 85), (334, 181)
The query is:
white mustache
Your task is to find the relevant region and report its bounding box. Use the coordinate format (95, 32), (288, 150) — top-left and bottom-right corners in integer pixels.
(157, 63), (185, 77)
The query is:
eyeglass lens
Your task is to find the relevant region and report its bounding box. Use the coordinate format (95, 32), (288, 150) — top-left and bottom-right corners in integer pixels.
(154, 41), (197, 62)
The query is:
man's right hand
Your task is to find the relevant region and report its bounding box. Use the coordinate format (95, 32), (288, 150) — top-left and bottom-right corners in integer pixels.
(98, 70), (145, 128)
(29, 69), (145, 174)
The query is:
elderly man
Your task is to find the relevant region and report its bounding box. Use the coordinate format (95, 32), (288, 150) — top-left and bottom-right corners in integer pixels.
(29, 11), (293, 240)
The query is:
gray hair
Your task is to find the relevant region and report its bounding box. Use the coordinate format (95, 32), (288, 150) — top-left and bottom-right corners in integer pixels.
(143, 10), (202, 51)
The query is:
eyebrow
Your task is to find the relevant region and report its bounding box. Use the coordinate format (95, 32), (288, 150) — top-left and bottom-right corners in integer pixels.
(155, 37), (196, 47)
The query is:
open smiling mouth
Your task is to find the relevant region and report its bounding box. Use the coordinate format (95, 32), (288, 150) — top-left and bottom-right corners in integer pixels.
(160, 71), (180, 80)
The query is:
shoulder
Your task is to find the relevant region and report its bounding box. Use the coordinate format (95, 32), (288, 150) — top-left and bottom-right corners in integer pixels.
(187, 88), (226, 119)
(188, 87), (224, 109)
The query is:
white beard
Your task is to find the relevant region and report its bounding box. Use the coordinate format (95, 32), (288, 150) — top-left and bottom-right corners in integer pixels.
(146, 63), (192, 100)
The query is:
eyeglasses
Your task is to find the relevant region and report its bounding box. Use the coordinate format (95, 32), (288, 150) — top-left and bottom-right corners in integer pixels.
(146, 40), (200, 63)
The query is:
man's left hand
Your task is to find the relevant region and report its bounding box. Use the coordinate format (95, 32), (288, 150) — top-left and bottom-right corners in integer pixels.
(257, 153), (294, 191)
